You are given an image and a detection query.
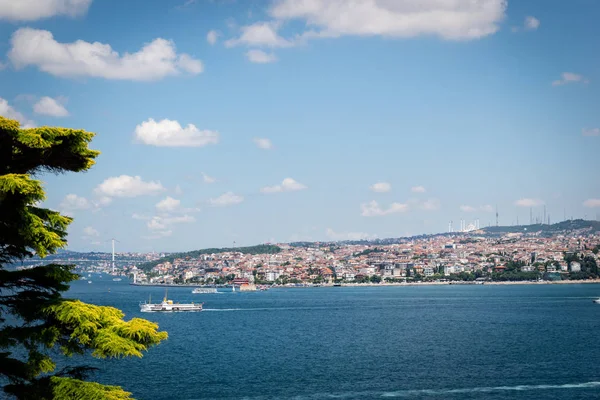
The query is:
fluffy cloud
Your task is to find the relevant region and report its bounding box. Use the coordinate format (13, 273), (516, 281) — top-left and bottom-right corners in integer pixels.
(582, 128), (599, 137)
(361, 200), (408, 217)
(460, 205), (477, 212)
(155, 196), (180, 213)
(261, 178), (307, 193)
(202, 172), (216, 183)
(269, 0), (506, 41)
(552, 72), (589, 86)
(370, 182), (391, 193)
(9, 28), (203, 81)
(326, 228), (376, 241)
(0, 0), (92, 21)
(253, 137), (273, 149)
(411, 186), (426, 193)
(147, 214), (195, 231)
(95, 175), (165, 198)
(33, 96), (69, 117)
(134, 118), (219, 147)
(246, 50), (278, 63)
(225, 22), (294, 48)
(60, 193), (91, 211)
(583, 199), (600, 208)
(83, 226), (99, 237)
(524, 16), (540, 30)
(208, 192), (244, 207)
(515, 198), (544, 207)
(207, 30), (219, 45)
(0, 97), (36, 128)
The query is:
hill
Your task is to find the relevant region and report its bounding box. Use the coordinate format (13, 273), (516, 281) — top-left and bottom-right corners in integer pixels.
(481, 219), (600, 235)
(137, 244), (281, 272)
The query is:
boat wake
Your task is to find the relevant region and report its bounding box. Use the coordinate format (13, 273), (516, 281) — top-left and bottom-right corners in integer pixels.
(199, 381), (600, 400)
(380, 381), (600, 397)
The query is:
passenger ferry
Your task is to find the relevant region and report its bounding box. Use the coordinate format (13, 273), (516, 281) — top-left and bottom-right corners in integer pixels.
(140, 290), (203, 312)
(192, 288), (218, 294)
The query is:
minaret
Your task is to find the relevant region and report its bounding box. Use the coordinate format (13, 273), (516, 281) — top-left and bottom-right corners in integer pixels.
(495, 205), (499, 227)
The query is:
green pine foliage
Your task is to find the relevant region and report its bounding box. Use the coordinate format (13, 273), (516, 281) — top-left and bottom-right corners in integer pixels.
(0, 116), (168, 399)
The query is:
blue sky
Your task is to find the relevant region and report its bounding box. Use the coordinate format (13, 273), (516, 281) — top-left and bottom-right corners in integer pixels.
(1, 0), (599, 252)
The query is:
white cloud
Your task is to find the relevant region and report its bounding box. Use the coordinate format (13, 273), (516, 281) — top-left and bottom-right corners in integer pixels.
(94, 196), (112, 207)
(515, 198), (544, 207)
(202, 172), (216, 183)
(0, 97), (36, 128)
(225, 21), (294, 48)
(583, 199), (600, 208)
(147, 214), (194, 230)
(420, 198), (440, 211)
(134, 118), (219, 147)
(460, 205), (477, 212)
(253, 137), (273, 149)
(208, 192), (244, 207)
(326, 228), (376, 241)
(480, 204), (494, 212)
(361, 200), (408, 217)
(552, 72), (589, 86)
(155, 196), (181, 213)
(0, 0), (92, 21)
(261, 178), (307, 193)
(95, 175), (165, 198)
(370, 182), (391, 193)
(83, 226), (99, 237)
(60, 193), (91, 211)
(524, 16), (540, 30)
(411, 186), (426, 193)
(246, 49), (278, 63)
(174, 185), (183, 195)
(9, 28), (203, 81)
(207, 30), (219, 45)
(268, 0), (506, 41)
(33, 96), (69, 117)
(582, 128), (599, 137)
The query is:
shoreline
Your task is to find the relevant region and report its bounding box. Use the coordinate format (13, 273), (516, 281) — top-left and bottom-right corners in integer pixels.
(128, 279), (600, 288)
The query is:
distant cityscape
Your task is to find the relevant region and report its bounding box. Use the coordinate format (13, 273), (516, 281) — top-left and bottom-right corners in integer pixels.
(16, 220), (600, 286)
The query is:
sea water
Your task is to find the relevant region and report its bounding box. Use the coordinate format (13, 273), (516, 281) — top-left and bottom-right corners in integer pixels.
(68, 278), (600, 399)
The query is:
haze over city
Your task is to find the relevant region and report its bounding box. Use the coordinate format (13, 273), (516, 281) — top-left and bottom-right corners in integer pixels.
(1, 0), (599, 252)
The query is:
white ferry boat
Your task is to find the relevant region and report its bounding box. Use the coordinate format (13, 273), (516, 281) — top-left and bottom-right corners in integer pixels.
(112, 277), (122, 282)
(140, 291), (203, 312)
(192, 288), (218, 294)
(593, 298), (600, 304)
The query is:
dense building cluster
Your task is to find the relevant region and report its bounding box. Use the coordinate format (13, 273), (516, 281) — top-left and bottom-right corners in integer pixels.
(128, 227), (600, 285)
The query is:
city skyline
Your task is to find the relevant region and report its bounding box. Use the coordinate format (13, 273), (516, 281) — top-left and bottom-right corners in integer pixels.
(1, 0), (599, 252)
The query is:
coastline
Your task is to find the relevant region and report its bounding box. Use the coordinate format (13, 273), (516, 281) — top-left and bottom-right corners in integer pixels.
(129, 279), (600, 288)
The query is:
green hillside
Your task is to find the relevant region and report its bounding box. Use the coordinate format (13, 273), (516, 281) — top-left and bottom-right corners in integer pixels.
(137, 244), (281, 272)
(482, 219), (600, 234)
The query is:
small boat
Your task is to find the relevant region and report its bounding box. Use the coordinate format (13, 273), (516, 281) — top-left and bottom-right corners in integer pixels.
(112, 278), (122, 282)
(87, 280), (92, 284)
(140, 290), (203, 312)
(192, 288), (218, 294)
(593, 298), (600, 304)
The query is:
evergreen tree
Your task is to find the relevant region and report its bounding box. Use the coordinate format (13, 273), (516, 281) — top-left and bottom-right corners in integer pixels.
(0, 117), (168, 399)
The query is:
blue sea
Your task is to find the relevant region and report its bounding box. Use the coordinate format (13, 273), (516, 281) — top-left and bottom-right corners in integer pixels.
(68, 277), (600, 399)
